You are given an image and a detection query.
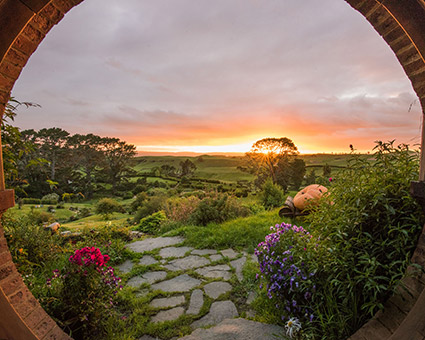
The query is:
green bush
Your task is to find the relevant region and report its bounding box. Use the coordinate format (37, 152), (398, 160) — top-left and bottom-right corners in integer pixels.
(28, 209), (54, 225)
(132, 195), (166, 224)
(135, 211), (167, 234)
(305, 141), (424, 338)
(40, 247), (122, 340)
(2, 212), (62, 273)
(95, 198), (124, 219)
(261, 178), (285, 210)
(189, 192), (250, 226)
(163, 196), (200, 223)
(130, 192), (148, 212)
(22, 198), (41, 205)
(41, 193), (59, 205)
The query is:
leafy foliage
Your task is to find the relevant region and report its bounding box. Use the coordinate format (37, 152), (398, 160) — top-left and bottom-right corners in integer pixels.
(189, 192), (250, 226)
(135, 211), (167, 234)
(261, 178), (285, 210)
(96, 198), (124, 219)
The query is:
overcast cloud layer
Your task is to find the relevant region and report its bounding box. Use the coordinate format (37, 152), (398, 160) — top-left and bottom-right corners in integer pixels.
(12, 0), (422, 153)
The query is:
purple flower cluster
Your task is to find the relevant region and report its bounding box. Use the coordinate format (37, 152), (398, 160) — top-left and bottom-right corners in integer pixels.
(255, 223), (315, 323)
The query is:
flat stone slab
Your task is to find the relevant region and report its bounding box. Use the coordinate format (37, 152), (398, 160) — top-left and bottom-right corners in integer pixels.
(192, 249), (217, 255)
(195, 265), (232, 281)
(246, 291), (256, 305)
(151, 307), (185, 323)
(139, 255), (158, 266)
(186, 289), (204, 315)
(230, 257), (246, 282)
(127, 236), (185, 253)
(117, 259), (133, 273)
(164, 255), (210, 271)
(191, 301), (238, 329)
(160, 246), (193, 259)
(150, 295), (185, 309)
(139, 336), (158, 340)
(203, 282), (232, 299)
(179, 318), (283, 340)
(151, 274), (201, 292)
(221, 249), (238, 259)
(127, 271), (167, 287)
(209, 254), (223, 262)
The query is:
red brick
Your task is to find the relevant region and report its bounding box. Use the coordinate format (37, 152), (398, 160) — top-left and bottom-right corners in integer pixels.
(0, 90), (10, 105)
(0, 271), (23, 296)
(355, 318), (392, 340)
(4, 47), (29, 68)
(13, 293), (39, 319)
(0, 59), (22, 80)
(383, 26), (408, 45)
(367, 6), (391, 27)
(52, 0), (83, 14)
(24, 305), (50, 329)
(0, 250), (12, 267)
(21, 22), (45, 46)
(396, 44), (421, 66)
(33, 317), (56, 339)
(0, 235), (9, 254)
(40, 3), (64, 23)
(348, 0), (370, 11)
(356, 2), (381, 17)
(377, 17), (400, 37)
(43, 325), (72, 340)
(0, 72), (15, 91)
(31, 3), (64, 35)
(377, 301), (407, 333)
(13, 34), (40, 57)
(0, 263), (14, 280)
(389, 35), (415, 56)
(408, 69), (425, 87)
(390, 286), (417, 313)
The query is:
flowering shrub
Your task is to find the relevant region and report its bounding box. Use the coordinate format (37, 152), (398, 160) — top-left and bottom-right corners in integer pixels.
(255, 223), (317, 325)
(43, 247), (122, 339)
(164, 196), (200, 223)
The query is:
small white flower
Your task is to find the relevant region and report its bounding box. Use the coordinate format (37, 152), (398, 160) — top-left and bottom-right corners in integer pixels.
(285, 317), (301, 339)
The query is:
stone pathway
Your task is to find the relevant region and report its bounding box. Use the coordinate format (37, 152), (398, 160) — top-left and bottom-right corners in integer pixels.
(116, 236), (279, 340)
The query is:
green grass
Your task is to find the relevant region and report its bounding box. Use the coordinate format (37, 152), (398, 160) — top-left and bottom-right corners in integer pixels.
(132, 155), (255, 183)
(163, 208), (299, 252)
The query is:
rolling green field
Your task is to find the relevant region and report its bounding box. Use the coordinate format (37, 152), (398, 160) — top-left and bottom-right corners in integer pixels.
(131, 153), (358, 182)
(132, 155), (255, 182)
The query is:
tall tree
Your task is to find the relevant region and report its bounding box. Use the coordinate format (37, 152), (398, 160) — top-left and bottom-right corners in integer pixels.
(100, 137), (136, 190)
(66, 133), (104, 198)
(35, 127), (69, 181)
(179, 159), (197, 178)
(246, 137), (298, 185)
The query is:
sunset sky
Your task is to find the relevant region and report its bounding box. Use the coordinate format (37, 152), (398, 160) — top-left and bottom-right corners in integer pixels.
(11, 0), (423, 154)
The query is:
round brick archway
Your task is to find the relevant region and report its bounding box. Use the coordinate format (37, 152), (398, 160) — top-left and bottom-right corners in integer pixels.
(1, 1), (425, 339)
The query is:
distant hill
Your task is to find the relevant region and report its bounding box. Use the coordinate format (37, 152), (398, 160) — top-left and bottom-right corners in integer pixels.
(136, 151), (245, 157)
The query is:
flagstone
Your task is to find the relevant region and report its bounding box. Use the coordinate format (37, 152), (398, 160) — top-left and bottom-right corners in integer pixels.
(151, 274), (201, 292)
(186, 289), (204, 315)
(160, 246), (193, 259)
(195, 265), (232, 280)
(203, 282), (232, 299)
(127, 237), (185, 253)
(190, 301), (238, 329)
(151, 307), (185, 323)
(150, 295), (185, 309)
(164, 255), (210, 271)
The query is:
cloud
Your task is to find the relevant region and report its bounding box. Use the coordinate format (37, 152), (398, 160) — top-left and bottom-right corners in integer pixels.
(11, 0), (422, 153)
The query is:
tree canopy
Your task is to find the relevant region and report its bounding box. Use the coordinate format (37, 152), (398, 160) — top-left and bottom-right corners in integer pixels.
(246, 137), (300, 188)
